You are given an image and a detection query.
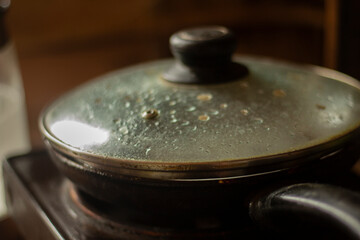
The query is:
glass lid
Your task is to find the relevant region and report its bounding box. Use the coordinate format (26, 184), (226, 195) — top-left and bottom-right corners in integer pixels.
(40, 27), (360, 180)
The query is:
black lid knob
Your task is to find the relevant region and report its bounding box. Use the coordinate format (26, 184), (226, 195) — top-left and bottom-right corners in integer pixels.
(163, 26), (248, 84)
(170, 26), (236, 68)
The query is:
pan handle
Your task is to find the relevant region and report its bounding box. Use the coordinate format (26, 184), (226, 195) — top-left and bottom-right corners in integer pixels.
(249, 183), (360, 239)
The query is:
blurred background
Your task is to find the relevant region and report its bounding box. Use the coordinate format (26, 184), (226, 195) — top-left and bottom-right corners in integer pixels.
(1, 1), (360, 238)
(4, 0), (360, 148)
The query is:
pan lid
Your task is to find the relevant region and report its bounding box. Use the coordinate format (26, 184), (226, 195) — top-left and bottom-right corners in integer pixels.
(40, 26), (360, 180)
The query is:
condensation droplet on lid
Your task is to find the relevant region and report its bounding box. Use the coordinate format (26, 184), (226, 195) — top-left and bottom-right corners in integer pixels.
(125, 102), (131, 108)
(240, 109), (249, 116)
(169, 101), (176, 106)
(113, 118), (121, 124)
(197, 93), (213, 101)
(155, 122), (160, 126)
(210, 109), (219, 115)
(253, 117), (263, 124)
(170, 110), (176, 114)
(186, 106), (196, 112)
(119, 126), (129, 135)
(220, 103), (228, 109)
(316, 104), (326, 110)
(198, 115), (210, 121)
(327, 96), (334, 102)
(142, 109), (159, 119)
(165, 96), (170, 101)
(193, 126), (197, 131)
(182, 121), (190, 126)
(146, 148), (151, 155)
(171, 119), (178, 123)
(272, 89), (286, 97)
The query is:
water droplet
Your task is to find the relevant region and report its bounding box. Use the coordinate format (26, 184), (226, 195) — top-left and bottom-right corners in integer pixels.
(142, 109), (158, 119)
(171, 119), (178, 123)
(119, 126), (129, 135)
(210, 109), (219, 115)
(125, 102), (131, 108)
(253, 117), (263, 124)
(165, 96), (170, 101)
(169, 101), (176, 106)
(197, 93), (213, 101)
(146, 148), (151, 155)
(186, 106), (196, 112)
(170, 110), (176, 114)
(239, 129), (245, 134)
(316, 104), (326, 110)
(240, 109), (249, 116)
(113, 118), (121, 124)
(272, 89), (286, 97)
(220, 103), (228, 109)
(182, 121), (190, 126)
(155, 122), (160, 126)
(198, 115), (210, 121)
(193, 126), (197, 131)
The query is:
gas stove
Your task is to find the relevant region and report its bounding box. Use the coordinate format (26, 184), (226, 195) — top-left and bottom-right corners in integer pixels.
(3, 151), (360, 240)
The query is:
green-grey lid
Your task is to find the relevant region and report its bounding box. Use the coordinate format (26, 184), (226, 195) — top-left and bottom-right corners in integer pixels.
(40, 27), (360, 180)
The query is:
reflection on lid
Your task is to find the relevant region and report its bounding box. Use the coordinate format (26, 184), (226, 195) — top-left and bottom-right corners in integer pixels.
(50, 120), (109, 148)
